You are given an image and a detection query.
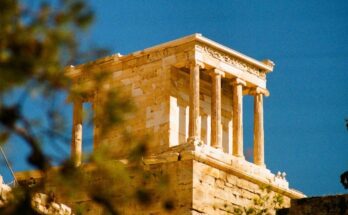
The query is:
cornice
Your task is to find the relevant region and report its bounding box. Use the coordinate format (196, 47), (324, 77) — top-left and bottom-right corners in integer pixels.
(196, 43), (266, 79)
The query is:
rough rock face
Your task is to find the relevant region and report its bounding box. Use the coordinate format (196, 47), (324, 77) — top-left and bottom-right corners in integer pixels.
(0, 175), (73, 215)
(0, 176), (12, 207)
(31, 193), (73, 215)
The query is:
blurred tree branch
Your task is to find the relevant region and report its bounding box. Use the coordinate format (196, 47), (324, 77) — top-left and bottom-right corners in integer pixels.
(0, 0), (170, 214)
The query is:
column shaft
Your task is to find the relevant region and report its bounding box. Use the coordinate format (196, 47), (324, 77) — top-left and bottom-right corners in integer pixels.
(254, 93), (265, 166)
(232, 79), (245, 158)
(71, 100), (83, 167)
(93, 94), (100, 149)
(189, 63), (200, 141)
(210, 70), (223, 149)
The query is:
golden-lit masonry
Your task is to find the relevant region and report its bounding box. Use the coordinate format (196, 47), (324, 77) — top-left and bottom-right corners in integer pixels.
(17, 34), (305, 214)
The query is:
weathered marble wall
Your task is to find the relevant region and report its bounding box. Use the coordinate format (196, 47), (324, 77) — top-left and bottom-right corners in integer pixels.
(90, 42), (196, 155)
(192, 160), (290, 215)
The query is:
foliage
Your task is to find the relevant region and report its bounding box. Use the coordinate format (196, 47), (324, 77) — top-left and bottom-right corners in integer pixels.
(0, 0), (97, 170)
(233, 186), (285, 215)
(341, 119), (348, 189)
(0, 0), (171, 214)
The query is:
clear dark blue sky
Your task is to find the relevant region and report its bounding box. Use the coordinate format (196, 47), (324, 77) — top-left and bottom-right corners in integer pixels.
(1, 0), (347, 197)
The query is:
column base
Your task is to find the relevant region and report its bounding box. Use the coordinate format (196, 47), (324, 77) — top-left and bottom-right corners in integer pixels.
(211, 145), (223, 150)
(234, 154), (245, 160)
(187, 136), (203, 146)
(255, 163), (266, 168)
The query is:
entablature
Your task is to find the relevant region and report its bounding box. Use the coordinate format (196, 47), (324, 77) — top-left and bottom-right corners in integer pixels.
(66, 33), (274, 91)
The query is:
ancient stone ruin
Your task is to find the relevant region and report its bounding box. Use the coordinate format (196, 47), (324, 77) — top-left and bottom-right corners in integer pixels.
(15, 34), (305, 214)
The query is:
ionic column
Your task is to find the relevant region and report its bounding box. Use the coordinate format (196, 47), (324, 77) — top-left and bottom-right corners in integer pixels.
(232, 78), (246, 158)
(210, 69), (224, 149)
(93, 93), (100, 149)
(252, 87), (269, 167)
(71, 99), (83, 167)
(188, 62), (201, 144)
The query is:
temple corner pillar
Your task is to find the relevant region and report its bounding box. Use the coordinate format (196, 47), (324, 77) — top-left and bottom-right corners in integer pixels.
(231, 78), (246, 159)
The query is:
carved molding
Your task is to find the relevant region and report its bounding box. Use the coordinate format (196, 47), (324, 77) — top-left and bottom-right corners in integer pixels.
(196, 43), (266, 79)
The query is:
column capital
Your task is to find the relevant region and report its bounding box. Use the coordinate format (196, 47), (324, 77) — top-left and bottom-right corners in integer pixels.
(209, 68), (225, 77)
(187, 61), (205, 69)
(249, 87), (270, 97)
(231, 78), (246, 86)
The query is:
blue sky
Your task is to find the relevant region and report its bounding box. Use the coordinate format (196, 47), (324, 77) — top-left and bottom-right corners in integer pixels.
(1, 0), (347, 197)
